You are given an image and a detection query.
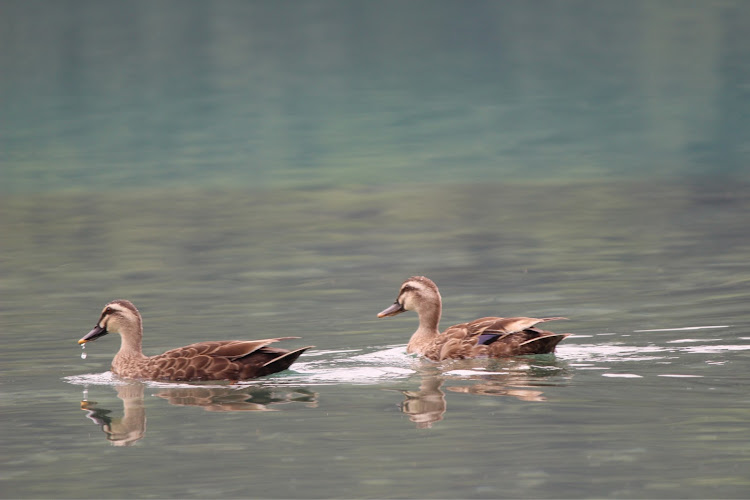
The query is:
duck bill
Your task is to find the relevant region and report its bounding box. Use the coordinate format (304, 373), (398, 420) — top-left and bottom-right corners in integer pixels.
(78, 325), (108, 344)
(377, 302), (406, 318)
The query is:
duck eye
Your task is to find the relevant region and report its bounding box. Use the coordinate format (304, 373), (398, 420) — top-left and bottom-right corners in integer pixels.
(104, 307), (113, 314)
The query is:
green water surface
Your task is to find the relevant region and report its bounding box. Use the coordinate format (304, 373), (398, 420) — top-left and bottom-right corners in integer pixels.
(2, 1), (750, 498)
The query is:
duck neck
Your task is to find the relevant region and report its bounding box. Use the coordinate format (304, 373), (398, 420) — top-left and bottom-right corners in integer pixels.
(114, 323), (147, 363)
(407, 301), (442, 354)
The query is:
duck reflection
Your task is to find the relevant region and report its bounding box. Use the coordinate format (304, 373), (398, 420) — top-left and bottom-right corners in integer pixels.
(81, 383), (147, 446)
(399, 357), (569, 428)
(153, 385), (318, 412)
(400, 374), (447, 428)
(80, 383), (318, 446)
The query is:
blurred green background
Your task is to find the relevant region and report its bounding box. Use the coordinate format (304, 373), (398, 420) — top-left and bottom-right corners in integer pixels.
(2, 0), (748, 192)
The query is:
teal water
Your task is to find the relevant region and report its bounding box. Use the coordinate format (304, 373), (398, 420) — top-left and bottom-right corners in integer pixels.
(3, 0), (749, 193)
(2, 1), (750, 499)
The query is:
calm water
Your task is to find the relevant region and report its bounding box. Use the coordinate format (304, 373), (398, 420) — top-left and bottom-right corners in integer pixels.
(3, 182), (750, 498)
(3, 1), (750, 499)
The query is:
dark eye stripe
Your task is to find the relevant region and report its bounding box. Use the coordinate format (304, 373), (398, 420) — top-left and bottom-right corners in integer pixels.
(398, 284), (423, 304)
(99, 306), (120, 324)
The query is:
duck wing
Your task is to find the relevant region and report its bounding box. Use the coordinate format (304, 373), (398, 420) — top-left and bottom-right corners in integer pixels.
(140, 337), (313, 381)
(426, 317), (568, 360)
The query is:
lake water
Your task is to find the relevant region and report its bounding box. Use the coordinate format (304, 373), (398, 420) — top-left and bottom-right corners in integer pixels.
(2, 2), (750, 499)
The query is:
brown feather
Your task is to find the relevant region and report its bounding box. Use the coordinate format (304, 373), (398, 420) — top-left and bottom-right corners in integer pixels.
(79, 300), (313, 381)
(378, 276), (571, 361)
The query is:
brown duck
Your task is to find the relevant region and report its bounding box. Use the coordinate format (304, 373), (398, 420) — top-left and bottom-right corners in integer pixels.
(78, 300), (313, 381)
(377, 276), (570, 361)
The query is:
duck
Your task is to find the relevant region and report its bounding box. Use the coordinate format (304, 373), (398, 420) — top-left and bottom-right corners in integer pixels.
(78, 299), (313, 381)
(377, 276), (570, 361)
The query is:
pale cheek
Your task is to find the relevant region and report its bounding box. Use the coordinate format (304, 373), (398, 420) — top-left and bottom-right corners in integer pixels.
(402, 296), (416, 311)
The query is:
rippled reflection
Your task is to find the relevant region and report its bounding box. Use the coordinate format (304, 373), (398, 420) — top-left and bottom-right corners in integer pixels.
(398, 358), (570, 428)
(81, 384), (147, 447)
(399, 375), (447, 429)
(79, 383), (318, 446)
(153, 385), (318, 412)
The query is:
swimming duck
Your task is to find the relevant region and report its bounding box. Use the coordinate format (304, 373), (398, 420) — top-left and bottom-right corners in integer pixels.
(377, 276), (570, 360)
(78, 300), (313, 381)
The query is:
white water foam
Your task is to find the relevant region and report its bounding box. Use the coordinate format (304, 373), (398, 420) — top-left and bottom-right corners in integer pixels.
(633, 325), (730, 332)
(64, 346), (418, 388)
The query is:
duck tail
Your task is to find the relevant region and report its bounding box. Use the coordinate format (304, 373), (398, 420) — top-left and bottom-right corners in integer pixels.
(519, 333), (570, 353)
(259, 346), (314, 376)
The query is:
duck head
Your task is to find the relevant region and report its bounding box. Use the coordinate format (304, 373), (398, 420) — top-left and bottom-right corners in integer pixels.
(79, 300), (142, 344)
(377, 276), (442, 319)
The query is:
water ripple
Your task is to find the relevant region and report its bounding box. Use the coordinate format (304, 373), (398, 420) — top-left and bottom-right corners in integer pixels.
(557, 326), (750, 380)
(64, 328), (750, 388)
